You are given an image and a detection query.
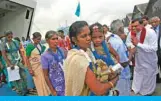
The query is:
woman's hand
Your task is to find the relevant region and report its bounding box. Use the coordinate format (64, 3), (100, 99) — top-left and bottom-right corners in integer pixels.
(7, 63), (14, 70)
(21, 60), (25, 65)
(29, 69), (34, 76)
(51, 91), (57, 96)
(110, 75), (119, 87)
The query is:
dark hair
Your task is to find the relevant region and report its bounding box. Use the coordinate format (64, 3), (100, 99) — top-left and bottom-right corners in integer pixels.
(142, 15), (149, 20)
(89, 22), (103, 35)
(103, 24), (109, 30)
(45, 30), (57, 40)
(58, 30), (64, 33)
(69, 21), (88, 45)
(32, 32), (41, 39)
(4, 30), (13, 36)
(131, 18), (143, 24)
(22, 37), (25, 41)
(14, 37), (21, 42)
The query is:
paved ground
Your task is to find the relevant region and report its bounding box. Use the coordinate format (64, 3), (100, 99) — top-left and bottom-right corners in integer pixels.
(0, 83), (37, 96)
(0, 82), (160, 96)
(153, 83), (161, 96)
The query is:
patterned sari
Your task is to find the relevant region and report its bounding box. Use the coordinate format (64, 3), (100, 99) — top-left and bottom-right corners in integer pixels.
(1, 39), (27, 95)
(26, 43), (50, 96)
(41, 47), (65, 96)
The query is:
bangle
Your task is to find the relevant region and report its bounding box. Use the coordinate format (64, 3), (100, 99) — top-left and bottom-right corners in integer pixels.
(109, 82), (114, 88)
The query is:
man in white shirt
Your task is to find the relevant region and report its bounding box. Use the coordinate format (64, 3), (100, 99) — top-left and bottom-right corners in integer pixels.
(126, 18), (158, 95)
(142, 16), (152, 29)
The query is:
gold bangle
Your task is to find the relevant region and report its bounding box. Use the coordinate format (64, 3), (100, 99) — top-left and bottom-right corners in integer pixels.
(109, 82), (114, 88)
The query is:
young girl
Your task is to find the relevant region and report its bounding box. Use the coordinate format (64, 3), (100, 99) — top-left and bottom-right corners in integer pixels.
(64, 21), (119, 96)
(90, 23), (120, 66)
(41, 31), (65, 96)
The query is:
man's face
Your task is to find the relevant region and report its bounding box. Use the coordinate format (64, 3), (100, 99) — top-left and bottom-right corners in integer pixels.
(103, 26), (108, 34)
(142, 19), (148, 26)
(59, 32), (64, 38)
(151, 19), (159, 27)
(131, 21), (142, 33)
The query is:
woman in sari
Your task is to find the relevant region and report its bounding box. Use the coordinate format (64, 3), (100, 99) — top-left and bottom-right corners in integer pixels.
(64, 21), (119, 96)
(14, 37), (35, 94)
(41, 31), (65, 96)
(26, 32), (50, 96)
(0, 37), (13, 90)
(1, 31), (27, 95)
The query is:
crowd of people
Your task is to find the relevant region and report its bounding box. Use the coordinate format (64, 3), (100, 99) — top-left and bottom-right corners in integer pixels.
(0, 15), (161, 96)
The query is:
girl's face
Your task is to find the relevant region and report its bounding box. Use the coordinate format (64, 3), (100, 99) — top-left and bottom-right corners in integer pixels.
(33, 36), (41, 44)
(47, 34), (59, 49)
(91, 31), (104, 47)
(75, 25), (91, 51)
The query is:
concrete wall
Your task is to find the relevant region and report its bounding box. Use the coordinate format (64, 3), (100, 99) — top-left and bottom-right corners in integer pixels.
(0, 6), (34, 39)
(9, 0), (36, 8)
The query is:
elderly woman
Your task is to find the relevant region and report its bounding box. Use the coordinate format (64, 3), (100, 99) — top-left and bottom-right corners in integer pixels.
(41, 31), (66, 96)
(64, 21), (119, 96)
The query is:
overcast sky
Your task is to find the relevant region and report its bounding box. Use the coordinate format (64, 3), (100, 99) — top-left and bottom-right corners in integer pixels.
(31, 0), (149, 37)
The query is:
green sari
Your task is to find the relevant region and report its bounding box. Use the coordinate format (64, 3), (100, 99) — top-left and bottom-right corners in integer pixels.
(1, 39), (27, 95)
(26, 43), (51, 96)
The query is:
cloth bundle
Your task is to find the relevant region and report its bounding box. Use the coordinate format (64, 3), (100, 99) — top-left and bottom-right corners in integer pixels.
(95, 59), (123, 96)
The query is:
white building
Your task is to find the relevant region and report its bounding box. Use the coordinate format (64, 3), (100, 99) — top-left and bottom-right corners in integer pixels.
(0, 0), (37, 39)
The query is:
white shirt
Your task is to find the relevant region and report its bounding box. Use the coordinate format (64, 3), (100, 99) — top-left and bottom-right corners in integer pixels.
(108, 34), (130, 79)
(105, 32), (113, 39)
(145, 24), (152, 29)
